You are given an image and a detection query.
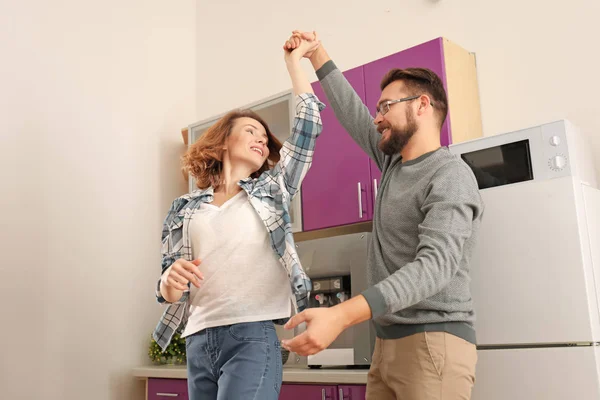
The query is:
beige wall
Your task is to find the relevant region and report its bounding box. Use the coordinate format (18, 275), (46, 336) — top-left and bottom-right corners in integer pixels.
(1, 1), (195, 399)
(195, 0), (600, 179)
(1, 1), (598, 399)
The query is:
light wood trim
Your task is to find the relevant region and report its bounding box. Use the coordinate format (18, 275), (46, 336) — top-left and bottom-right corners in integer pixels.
(180, 128), (189, 182)
(293, 221), (373, 242)
(181, 128), (188, 145)
(442, 38), (484, 144)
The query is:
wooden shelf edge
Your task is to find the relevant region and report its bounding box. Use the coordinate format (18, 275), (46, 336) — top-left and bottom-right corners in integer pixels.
(293, 221), (373, 243)
(181, 127), (188, 145)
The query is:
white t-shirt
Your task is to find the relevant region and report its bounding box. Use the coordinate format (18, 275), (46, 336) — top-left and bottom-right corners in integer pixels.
(181, 190), (293, 337)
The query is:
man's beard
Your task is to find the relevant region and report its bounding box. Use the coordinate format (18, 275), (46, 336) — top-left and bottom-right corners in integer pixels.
(377, 108), (418, 156)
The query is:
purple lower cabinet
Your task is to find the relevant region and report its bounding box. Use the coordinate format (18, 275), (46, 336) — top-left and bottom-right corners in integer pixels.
(363, 37), (452, 147)
(338, 385), (367, 400)
(279, 384), (339, 400)
(301, 66), (373, 232)
(148, 378), (188, 400)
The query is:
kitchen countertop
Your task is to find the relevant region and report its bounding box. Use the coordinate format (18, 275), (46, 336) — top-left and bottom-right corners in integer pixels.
(132, 365), (368, 384)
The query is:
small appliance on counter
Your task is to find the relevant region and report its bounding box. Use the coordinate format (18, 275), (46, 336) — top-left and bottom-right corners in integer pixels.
(309, 275), (351, 308)
(293, 231), (375, 368)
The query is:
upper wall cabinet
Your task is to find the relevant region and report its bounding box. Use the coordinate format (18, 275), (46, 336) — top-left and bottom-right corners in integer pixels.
(301, 37), (483, 232)
(302, 66), (373, 231)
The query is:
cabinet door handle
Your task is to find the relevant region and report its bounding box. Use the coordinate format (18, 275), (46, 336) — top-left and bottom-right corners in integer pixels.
(373, 178), (378, 201)
(321, 388), (326, 400)
(357, 182), (363, 219)
(156, 394), (179, 398)
(339, 387), (346, 399)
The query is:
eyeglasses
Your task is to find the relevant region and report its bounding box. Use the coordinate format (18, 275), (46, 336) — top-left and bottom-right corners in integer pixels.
(375, 95), (435, 116)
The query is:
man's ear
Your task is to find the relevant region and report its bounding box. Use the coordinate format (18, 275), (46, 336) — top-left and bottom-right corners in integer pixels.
(417, 95), (432, 115)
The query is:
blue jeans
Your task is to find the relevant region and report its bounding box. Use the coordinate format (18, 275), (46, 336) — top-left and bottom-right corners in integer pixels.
(185, 320), (282, 400)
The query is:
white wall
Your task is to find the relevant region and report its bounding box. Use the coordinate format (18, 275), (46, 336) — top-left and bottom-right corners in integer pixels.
(196, 0), (600, 179)
(1, 1), (195, 399)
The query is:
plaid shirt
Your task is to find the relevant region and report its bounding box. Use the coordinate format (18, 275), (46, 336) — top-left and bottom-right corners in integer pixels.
(153, 93), (325, 350)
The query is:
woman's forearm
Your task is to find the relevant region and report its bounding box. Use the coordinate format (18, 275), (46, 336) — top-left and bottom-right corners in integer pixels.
(286, 58), (313, 96)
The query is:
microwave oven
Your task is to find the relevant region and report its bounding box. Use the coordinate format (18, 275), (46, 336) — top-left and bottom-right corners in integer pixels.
(448, 119), (597, 189)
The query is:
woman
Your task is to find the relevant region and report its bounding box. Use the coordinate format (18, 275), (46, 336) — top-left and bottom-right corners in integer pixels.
(152, 36), (323, 400)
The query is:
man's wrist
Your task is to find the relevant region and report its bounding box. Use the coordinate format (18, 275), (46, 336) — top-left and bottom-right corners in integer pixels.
(331, 303), (351, 330)
(309, 46), (330, 71)
(334, 295), (372, 329)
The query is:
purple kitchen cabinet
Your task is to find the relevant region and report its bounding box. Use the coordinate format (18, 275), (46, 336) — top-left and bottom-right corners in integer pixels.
(363, 37), (451, 147)
(148, 378), (188, 400)
(363, 38), (448, 217)
(279, 384), (339, 400)
(338, 385), (367, 400)
(302, 66), (373, 231)
(301, 38), (481, 232)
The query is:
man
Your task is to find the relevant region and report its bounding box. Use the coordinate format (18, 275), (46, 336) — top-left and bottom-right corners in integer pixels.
(281, 32), (484, 400)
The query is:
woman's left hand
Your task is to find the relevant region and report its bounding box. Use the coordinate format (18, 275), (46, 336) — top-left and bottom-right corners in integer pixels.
(284, 32), (320, 63)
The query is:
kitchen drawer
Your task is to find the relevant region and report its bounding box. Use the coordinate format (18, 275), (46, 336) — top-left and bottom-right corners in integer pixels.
(148, 378), (188, 400)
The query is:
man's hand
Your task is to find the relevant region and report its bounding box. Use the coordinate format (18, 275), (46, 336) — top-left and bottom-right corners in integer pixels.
(284, 30), (319, 59)
(283, 31), (320, 64)
(281, 307), (347, 356)
(281, 295), (372, 356)
(285, 30), (331, 71)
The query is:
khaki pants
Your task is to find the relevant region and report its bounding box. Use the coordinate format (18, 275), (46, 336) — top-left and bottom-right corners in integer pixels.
(366, 332), (477, 400)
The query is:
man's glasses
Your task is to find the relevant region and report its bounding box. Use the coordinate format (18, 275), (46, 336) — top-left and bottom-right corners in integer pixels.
(375, 95), (435, 116)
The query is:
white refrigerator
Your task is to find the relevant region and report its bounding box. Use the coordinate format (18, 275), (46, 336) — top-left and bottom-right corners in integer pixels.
(449, 120), (600, 399)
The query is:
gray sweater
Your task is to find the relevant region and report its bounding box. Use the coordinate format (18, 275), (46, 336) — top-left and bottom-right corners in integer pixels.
(316, 61), (484, 344)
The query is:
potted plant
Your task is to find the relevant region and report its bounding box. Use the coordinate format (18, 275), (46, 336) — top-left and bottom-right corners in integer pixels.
(148, 332), (186, 365)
